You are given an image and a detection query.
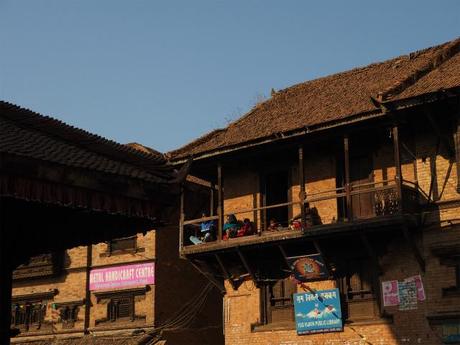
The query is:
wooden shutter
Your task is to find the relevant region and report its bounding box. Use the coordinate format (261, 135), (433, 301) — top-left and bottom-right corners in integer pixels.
(267, 278), (296, 324)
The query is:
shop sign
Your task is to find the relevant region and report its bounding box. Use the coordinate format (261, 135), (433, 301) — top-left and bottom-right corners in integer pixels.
(293, 288), (342, 335)
(287, 254), (329, 282)
(89, 262), (155, 290)
(443, 322), (460, 344)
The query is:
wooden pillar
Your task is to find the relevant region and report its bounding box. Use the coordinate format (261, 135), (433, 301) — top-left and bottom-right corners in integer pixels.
(454, 105), (460, 193)
(392, 126), (403, 210)
(179, 184), (185, 252)
(298, 146), (307, 226)
(84, 244), (92, 333)
(0, 199), (12, 345)
(217, 164), (224, 242)
(344, 135), (351, 221)
(210, 187), (214, 216)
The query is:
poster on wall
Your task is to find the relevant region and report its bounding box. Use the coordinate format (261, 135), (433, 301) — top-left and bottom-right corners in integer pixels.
(293, 288), (342, 335)
(382, 280), (400, 306)
(89, 262), (155, 291)
(398, 280), (418, 311)
(287, 254), (329, 282)
(404, 275), (426, 301)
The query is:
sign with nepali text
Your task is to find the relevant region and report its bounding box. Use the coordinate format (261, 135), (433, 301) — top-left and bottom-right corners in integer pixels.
(293, 288), (342, 335)
(90, 262), (155, 291)
(287, 254), (329, 282)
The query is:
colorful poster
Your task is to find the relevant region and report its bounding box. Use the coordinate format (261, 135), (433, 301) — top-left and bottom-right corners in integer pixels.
(382, 280), (400, 306)
(89, 262), (155, 291)
(287, 254), (329, 282)
(293, 288), (342, 335)
(398, 280), (417, 311)
(404, 275), (426, 301)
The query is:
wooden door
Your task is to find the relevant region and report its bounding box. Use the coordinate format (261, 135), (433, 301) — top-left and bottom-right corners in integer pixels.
(350, 155), (374, 219)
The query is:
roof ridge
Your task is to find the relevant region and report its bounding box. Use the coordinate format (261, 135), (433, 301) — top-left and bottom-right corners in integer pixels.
(0, 101), (174, 178)
(377, 37), (460, 101)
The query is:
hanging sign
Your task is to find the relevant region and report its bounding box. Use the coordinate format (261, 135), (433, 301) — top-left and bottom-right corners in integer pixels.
(90, 262), (155, 291)
(293, 288), (342, 335)
(287, 254), (329, 282)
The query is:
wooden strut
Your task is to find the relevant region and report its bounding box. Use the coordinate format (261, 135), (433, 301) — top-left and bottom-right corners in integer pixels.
(402, 226), (426, 272)
(189, 259), (226, 294)
(217, 164), (224, 243)
(423, 108), (456, 158)
(298, 146), (307, 227)
(344, 135), (351, 221)
(214, 253), (237, 291)
(392, 126), (403, 212)
(236, 248), (258, 287)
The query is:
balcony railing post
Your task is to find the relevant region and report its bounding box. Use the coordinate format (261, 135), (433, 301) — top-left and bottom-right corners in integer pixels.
(344, 135), (352, 221)
(298, 145), (307, 227)
(217, 163), (223, 242)
(392, 126), (403, 212)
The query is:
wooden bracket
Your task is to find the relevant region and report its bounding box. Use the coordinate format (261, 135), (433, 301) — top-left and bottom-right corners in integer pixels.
(402, 227), (426, 272)
(189, 259), (226, 294)
(214, 253), (237, 291)
(236, 247), (258, 287)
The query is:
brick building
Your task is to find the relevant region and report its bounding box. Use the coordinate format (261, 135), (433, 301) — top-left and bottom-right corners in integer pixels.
(168, 37), (460, 344)
(1, 103), (223, 345)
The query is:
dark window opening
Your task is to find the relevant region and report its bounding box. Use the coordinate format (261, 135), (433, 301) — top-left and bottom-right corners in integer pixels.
(109, 236), (137, 253)
(263, 170), (290, 229)
(337, 258), (380, 321)
(108, 296), (134, 322)
(11, 301), (46, 331)
(58, 305), (79, 328)
(261, 277), (296, 326)
(441, 255), (460, 296)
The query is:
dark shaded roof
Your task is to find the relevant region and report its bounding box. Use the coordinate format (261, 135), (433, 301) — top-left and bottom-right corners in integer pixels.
(0, 101), (174, 183)
(169, 37), (460, 161)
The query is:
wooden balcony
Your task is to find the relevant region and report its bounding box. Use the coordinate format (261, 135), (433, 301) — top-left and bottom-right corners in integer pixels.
(180, 178), (422, 256)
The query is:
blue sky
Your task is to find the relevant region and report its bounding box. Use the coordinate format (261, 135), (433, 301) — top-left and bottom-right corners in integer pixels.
(1, 1), (459, 152)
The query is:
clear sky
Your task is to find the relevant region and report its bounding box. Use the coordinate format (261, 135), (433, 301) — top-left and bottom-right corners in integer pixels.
(1, 1), (459, 153)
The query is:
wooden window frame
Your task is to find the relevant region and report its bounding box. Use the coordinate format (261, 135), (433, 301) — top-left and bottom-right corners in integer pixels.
(260, 277), (296, 327)
(94, 287), (147, 325)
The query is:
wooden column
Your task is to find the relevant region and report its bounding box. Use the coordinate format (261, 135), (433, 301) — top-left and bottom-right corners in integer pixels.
(298, 146), (307, 226)
(210, 187), (214, 216)
(344, 135), (351, 221)
(0, 199), (12, 345)
(217, 164), (224, 242)
(179, 184), (185, 252)
(392, 126), (403, 211)
(454, 105), (460, 193)
(84, 244), (92, 333)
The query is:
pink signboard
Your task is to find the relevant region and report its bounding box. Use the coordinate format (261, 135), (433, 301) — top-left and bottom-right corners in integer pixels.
(90, 262), (155, 291)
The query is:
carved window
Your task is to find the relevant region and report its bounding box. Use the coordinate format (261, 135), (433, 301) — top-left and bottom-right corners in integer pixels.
(261, 277), (296, 325)
(108, 236), (137, 254)
(337, 258), (380, 321)
(94, 287), (146, 325)
(11, 302), (46, 331)
(53, 301), (83, 329)
(108, 296), (134, 321)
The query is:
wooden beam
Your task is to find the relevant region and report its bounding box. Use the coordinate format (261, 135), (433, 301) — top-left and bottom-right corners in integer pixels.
(179, 184), (185, 254)
(402, 227), (425, 272)
(214, 254), (237, 290)
(454, 105), (460, 193)
(189, 259), (226, 294)
(236, 248), (257, 285)
(217, 164), (224, 242)
(392, 126), (403, 211)
(298, 146), (307, 227)
(343, 135), (351, 221)
(278, 245), (291, 270)
(423, 108), (456, 158)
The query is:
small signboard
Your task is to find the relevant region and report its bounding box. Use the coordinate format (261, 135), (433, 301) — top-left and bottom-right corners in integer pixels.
(90, 262), (155, 291)
(293, 288), (342, 335)
(443, 322), (460, 344)
(287, 254), (329, 282)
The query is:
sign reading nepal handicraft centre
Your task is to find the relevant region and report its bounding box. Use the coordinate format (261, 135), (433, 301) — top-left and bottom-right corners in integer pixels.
(90, 262), (155, 290)
(293, 288), (342, 335)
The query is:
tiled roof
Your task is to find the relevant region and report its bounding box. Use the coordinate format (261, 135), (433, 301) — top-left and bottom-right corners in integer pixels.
(169, 37), (460, 160)
(0, 101), (174, 183)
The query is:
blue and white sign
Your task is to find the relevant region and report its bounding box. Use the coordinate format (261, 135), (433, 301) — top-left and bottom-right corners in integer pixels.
(293, 288), (343, 335)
